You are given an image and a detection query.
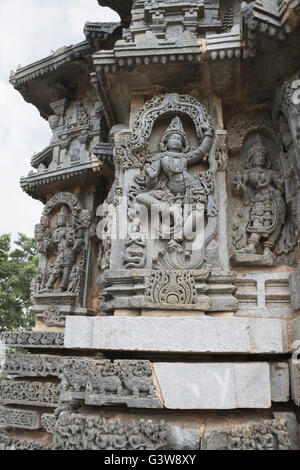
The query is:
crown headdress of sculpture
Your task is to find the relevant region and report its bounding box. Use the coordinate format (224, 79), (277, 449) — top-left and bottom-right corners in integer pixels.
(160, 116), (189, 151)
(246, 134), (267, 167)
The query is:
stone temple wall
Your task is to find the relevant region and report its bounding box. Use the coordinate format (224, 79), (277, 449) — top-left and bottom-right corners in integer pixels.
(1, 0), (300, 450)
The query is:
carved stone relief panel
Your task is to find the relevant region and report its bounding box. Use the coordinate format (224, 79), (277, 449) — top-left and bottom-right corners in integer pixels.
(0, 407), (41, 430)
(59, 358), (162, 408)
(0, 381), (60, 407)
(41, 413), (56, 434)
(97, 93), (237, 313)
(85, 360), (162, 408)
(273, 70), (300, 239)
(0, 434), (51, 451)
(227, 114), (297, 266)
(31, 191), (93, 324)
(60, 358), (91, 401)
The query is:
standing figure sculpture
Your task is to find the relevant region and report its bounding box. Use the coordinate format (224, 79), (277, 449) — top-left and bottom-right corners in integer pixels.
(233, 135), (286, 257)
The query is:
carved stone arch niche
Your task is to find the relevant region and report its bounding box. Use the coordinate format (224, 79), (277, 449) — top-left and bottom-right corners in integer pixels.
(131, 93), (214, 154)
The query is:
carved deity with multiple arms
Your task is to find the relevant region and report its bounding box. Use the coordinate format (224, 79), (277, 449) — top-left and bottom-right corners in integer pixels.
(135, 116), (215, 250)
(233, 135), (286, 256)
(44, 206), (83, 292)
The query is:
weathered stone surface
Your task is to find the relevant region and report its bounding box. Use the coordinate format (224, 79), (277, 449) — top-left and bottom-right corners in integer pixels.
(0, 331), (64, 349)
(41, 413), (56, 434)
(65, 316), (289, 354)
(64, 316), (93, 349)
(291, 318), (300, 345)
(60, 357), (162, 408)
(289, 265), (300, 309)
(1, 354), (69, 378)
(85, 360), (162, 409)
(53, 411), (168, 450)
(273, 412), (299, 450)
(166, 426), (200, 451)
(52, 410), (200, 450)
(0, 407), (41, 430)
(270, 363), (290, 402)
(290, 360), (300, 406)
(235, 272), (293, 318)
(0, 381), (60, 407)
(201, 419), (292, 450)
(0, 433), (51, 450)
(153, 363), (271, 409)
(6, 0), (300, 452)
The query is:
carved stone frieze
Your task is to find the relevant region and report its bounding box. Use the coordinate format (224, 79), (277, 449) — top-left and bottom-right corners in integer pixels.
(53, 411), (168, 450)
(227, 113), (277, 155)
(202, 419), (291, 450)
(60, 358), (162, 408)
(0, 332), (64, 349)
(0, 433), (51, 451)
(60, 358), (91, 401)
(32, 192), (92, 318)
(43, 305), (66, 327)
(0, 407), (41, 430)
(41, 414), (56, 434)
(131, 94), (214, 153)
(241, 0), (297, 52)
(144, 271), (198, 306)
(0, 381), (61, 407)
(85, 360), (162, 408)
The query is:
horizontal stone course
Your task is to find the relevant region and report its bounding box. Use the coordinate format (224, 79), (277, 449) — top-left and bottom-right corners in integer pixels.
(153, 363), (271, 409)
(65, 316), (289, 354)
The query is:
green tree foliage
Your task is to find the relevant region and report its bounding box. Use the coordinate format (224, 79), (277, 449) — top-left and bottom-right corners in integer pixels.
(0, 233), (38, 332)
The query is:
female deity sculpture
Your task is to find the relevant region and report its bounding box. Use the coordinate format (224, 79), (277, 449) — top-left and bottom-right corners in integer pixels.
(233, 134), (286, 257)
(135, 116), (216, 251)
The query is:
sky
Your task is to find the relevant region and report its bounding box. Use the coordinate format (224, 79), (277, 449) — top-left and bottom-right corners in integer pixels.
(0, 0), (119, 241)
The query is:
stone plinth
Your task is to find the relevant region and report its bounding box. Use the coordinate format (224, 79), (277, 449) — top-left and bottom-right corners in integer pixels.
(65, 316), (289, 354)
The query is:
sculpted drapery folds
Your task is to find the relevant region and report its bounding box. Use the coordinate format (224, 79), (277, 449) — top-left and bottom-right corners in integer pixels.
(232, 134), (294, 259)
(31, 192), (91, 299)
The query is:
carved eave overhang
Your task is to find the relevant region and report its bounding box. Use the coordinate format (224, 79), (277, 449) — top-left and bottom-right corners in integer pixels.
(9, 23), (120, 119)
(91, 29), (245, 123)
(98, 0), (134, 28)
(242, 0), (300, 52)
(20, 158), (112, 203)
